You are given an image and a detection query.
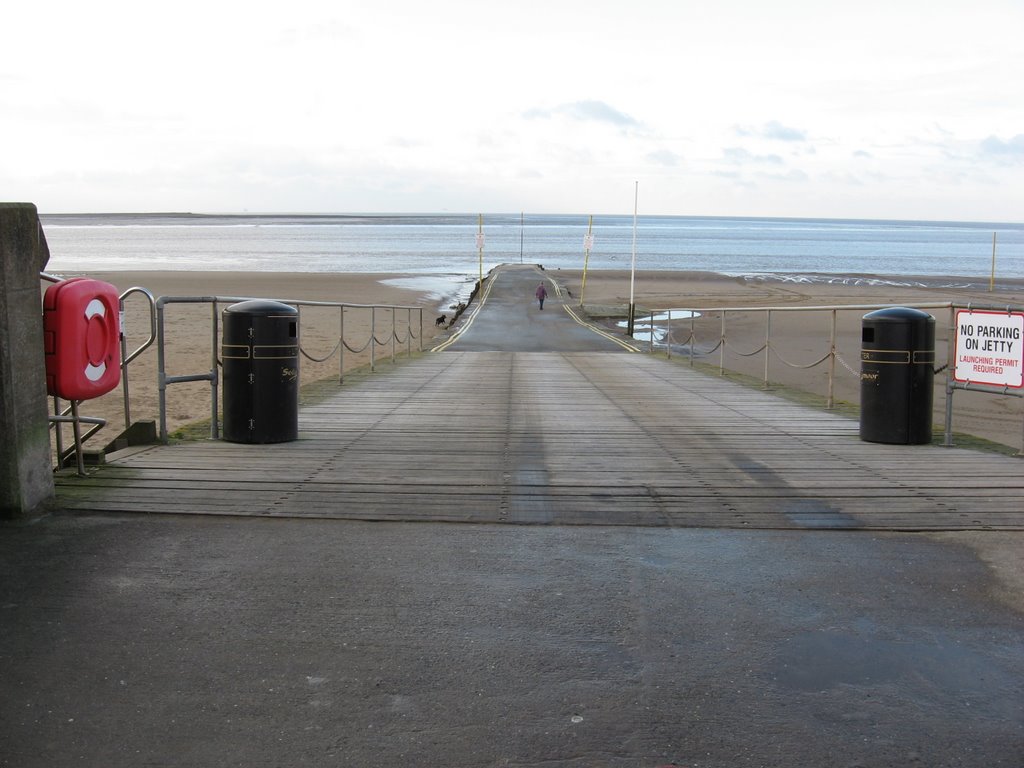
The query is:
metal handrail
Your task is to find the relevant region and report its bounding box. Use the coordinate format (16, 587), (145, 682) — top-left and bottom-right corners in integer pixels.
(156, 295), (424, 443)
(41, 275), (158, 474)
(656, 300), (1024, 452)
(118, 286), (157, 428)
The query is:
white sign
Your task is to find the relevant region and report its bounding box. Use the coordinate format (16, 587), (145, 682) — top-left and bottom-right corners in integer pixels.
(954, 310), (1024, 388)
(475, 233), (485, 249)
(583, 234), (595, 250)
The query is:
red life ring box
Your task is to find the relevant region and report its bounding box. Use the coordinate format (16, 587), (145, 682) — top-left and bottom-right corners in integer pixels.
(43, 277), (121, 401)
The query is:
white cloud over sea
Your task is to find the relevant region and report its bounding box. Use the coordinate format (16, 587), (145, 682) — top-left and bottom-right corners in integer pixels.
(2, 0), (1022, 221)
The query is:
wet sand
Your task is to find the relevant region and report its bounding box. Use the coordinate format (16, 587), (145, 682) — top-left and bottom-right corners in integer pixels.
(64, 269), (1024, 450)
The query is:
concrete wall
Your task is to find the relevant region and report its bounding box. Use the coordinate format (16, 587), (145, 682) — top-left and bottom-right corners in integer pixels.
(0, 203), (55, 518)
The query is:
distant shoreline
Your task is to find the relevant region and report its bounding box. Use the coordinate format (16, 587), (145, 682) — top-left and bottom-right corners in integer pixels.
(49, 265), (1024, 295)
(38, 211), (1024, 227)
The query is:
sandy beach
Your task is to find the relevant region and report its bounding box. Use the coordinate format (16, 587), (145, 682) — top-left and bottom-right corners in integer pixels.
(60, 268), (1024, 453)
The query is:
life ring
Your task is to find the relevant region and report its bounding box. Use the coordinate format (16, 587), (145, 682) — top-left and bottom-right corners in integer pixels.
(43, 277), (121, 400)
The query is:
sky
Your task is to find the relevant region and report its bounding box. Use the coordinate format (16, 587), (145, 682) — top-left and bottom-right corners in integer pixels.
(3, 0), (1023, 220)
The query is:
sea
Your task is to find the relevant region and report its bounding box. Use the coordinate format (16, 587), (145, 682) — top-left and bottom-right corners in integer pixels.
(40, 213), (1024, 291)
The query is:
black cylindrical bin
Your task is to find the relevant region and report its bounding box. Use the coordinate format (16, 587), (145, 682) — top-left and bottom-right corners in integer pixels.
(222, 300), (299, 444)
(860, 307), (935, 445)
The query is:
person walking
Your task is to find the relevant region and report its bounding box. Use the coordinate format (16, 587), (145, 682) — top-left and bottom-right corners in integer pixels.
(535, 282), (548, 310)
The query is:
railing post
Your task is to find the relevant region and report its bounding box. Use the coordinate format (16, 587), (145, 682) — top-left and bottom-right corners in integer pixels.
(210, 300), (219, 440)
(371, 307), (376, 372)
(52, 396), (66, 469)
(719, 311), (726, 375)
(407, 308), (412, 357)
(157, 300), (168, 443)
(339, 306), (345, 384)
(763, 309), (771, 389)
(120, 297), (132, 428)
(689, 312), (695, 367)
(69, 400), (85, 476)
(391, 308), (397, 363)
(666, 311), (672, 360)
(649, 311), (655, 354)
(827, 309), (836, 409)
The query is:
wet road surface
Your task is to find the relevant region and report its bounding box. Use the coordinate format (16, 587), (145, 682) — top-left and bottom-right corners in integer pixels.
(434, 264), (637, 353)
(2, 515), (1021, 767)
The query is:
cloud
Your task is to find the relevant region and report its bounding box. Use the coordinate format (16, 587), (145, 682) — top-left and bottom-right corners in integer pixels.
(646, 149), (681, 167)
(735, 121), (807, 142)
(756, 169), (809, 183)
(524, 100), (639, 127)
(978, 134), (1024, 163)
(722, 147), (784, 165)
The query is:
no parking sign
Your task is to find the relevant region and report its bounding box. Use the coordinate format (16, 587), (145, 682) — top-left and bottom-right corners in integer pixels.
(954, 310), (1024, 387)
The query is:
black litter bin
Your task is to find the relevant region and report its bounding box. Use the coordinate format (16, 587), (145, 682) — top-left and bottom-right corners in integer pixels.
(860, 307), (935, 444)
(222, 300), (299, 444)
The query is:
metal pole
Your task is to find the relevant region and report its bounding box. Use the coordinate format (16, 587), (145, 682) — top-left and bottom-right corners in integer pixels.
(580, 214), (593, 308)
(649, 311), (655, 354)
(119, 298), (131, 428)
(520, 211), (524, 264)
(157, 302), (168, 443)
(339, 306), (345, 383)
(666, 310), (672, 360)
(70, 399), (85, 476)
(478, 214), (484, 285)
(763, 309), (771, 389)
(53, 396), (65, 469)
(719, 312), (726, 375)
(211, 300), (219, 440)
(628, 182), (638, 336)
(944, 305), (956, 446)
(827, 309), (837, 409)
(689, 312), (695, 367)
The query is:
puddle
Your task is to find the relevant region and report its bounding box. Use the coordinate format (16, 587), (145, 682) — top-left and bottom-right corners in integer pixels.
(379, 274), (476, 309)
(617, 310), (701, 344)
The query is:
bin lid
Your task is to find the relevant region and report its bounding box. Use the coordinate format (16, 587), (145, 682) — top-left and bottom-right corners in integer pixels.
(863, 307), (934, 323)
(223, 299), (298, 316)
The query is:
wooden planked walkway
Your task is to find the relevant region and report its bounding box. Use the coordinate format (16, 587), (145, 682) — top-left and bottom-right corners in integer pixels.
(55, 352), (1024, 530)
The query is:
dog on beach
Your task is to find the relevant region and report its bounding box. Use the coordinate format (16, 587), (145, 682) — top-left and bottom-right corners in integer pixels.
(435, 314), (447, 327)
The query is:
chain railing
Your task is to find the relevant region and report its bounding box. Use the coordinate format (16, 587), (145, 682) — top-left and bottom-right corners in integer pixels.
(156, 295), (423, 443)
(642, 301), (1024, 452)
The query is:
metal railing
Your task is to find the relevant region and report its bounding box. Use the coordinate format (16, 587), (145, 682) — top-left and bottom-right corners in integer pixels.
(156, 295), (424, 443)
(40, 272), (158, 473)
(638, 300), (1024, 452)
